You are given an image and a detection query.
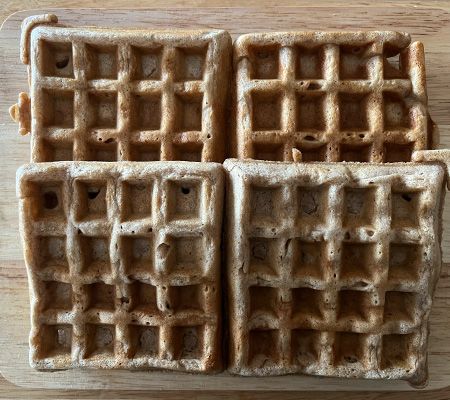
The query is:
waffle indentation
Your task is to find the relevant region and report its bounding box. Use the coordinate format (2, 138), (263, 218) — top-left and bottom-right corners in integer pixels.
(40, 40), (74, 78)
(249, 237), (280, 277)
(248, 329), (279, 367)
(121, 182), (153, 220)
(80, 236), (111, 274)
(37, 324), (72, 358)
(391, 190), (421, 228)
(334, 332), (369, 367)
(252, 91), (282, 131)
(129, 282), (157, 312)
(131, 46), (162, 80)
(388, 243), (422, 284)
(41, 89), (74, 128)
(88, 92), (117, 129)
(84, 324), (115, 358)
(42, 281), (72, 311)
(84, 282), (116, 311)
(129, 325), (159, 357)
(122, 236), (153, 276)
(168, 180), (201, 221)
(381, 333), (414, 370)
(38, 236), (68, 272)
(75, 180), (108, 221)
(249, 45), (279, 79)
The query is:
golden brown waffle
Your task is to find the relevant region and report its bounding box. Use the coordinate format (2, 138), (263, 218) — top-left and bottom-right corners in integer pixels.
(18, 15), (231, 162)
(17, 161), (223, 372)
(224, 158), (445, 385)
(233, 32), (435, 162)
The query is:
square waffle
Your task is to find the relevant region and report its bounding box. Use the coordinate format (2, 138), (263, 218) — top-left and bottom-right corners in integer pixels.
(233, 32), (436, 162)
(224, 158), (445, 385)
(17, 161), (224, 372)
(20, 15), (231, 162)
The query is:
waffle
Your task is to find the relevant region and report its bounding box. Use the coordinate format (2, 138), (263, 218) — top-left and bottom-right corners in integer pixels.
(17, 161), (224, 372)
(16, 14), (231, 162)
(224, 158), (446, 386)
(233, 32), (436, 162)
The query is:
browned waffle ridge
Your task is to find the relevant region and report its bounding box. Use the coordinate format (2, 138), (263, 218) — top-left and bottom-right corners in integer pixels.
(21, 16), (231, 162)
(233, 32), (435, 162)
(224, 158), (445, 385)
(17, 161), (224, 372)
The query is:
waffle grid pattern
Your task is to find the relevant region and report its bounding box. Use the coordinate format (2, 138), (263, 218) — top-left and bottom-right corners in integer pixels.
(18, 162), (223, 371)
(225, 159), (444, 383)
(28, 26), (231, 162)
(234, 32), (432, 163)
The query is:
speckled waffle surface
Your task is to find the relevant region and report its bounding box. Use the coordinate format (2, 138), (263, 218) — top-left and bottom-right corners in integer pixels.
(233, 32), (436, 162)
(16, 161), (223, 372)
(224, 158), (445, 386)
(20, 15), (231, 162)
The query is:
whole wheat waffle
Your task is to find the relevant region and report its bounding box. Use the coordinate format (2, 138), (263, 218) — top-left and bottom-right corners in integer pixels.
(14, 15), (231, 162)
(17, 161), (223, 372)
(224, 158), (445, 385)
(233, 32), (436, 162)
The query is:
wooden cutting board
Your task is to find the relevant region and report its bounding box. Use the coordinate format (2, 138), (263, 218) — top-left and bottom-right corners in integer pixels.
(1, 6), (450, 391)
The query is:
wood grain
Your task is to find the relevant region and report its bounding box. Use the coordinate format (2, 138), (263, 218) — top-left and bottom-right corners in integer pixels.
(1, 2), (450, 398)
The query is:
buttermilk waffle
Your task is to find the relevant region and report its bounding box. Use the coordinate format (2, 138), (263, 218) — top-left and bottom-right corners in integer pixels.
(17, 161), (223, 372)
(13, 14), (231, 162)
(233, 32), (436, 162)
(224, 158), (446, 385)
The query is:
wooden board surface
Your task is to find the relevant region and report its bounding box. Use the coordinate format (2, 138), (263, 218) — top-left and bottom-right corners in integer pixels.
(1, 4), (450, 393)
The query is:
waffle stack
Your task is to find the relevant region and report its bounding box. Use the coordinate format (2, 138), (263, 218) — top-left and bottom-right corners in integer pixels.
(15, 14), (230, 373)
(13, 14), (449, 386)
